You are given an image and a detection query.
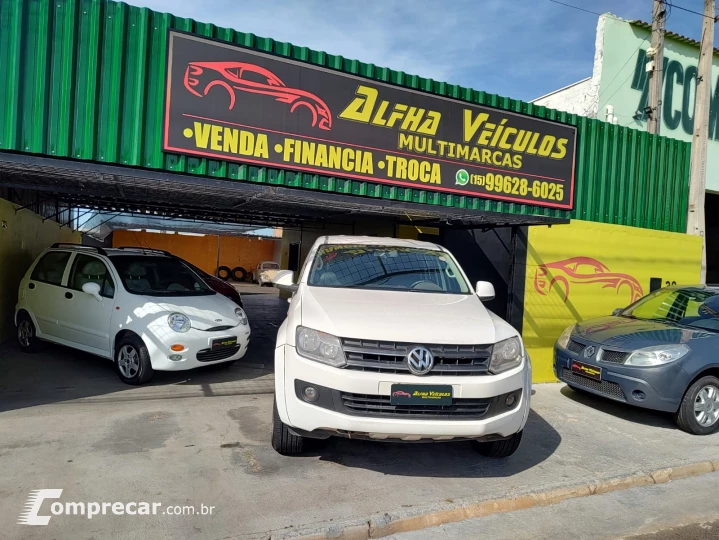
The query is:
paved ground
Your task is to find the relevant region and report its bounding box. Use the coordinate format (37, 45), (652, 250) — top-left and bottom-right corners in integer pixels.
(389, 473), (719, 540)
(2, 289), (719, 539)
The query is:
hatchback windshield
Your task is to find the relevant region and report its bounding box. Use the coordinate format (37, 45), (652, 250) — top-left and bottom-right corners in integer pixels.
(621, 287), (719, 331)
(307, 245), (471, 294)
(110, 256), (213, 296)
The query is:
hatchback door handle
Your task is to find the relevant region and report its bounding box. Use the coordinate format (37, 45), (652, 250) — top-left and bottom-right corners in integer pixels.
(28, 282), (35, 290)
(65, 292), (73, 299)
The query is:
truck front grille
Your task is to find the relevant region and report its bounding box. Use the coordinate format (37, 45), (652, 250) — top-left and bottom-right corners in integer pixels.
(341, 338), (491, 376)
(339, 392), (493, 420)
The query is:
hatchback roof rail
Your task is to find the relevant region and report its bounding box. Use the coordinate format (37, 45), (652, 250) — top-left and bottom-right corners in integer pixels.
(114, 246), (173, 257)
(50, 243), (107, 256)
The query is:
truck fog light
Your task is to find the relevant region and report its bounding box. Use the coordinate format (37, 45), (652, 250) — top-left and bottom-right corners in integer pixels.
(169, 354), (183, 361)
(505, 394), (517, 407)
(303, 386), (319, 402)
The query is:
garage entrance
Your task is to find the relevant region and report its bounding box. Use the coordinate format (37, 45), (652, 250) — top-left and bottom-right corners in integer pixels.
(0, 150), (563, 407)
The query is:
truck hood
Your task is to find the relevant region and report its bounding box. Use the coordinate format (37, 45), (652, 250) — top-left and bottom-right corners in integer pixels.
(146, 294), (241, 330)
(299, 286), (509, 344)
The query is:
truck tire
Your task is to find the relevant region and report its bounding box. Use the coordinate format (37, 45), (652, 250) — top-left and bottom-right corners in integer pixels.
(231, 266), (247, 282)
(216, 266), (231, 280)
(473, 430), (523, 458)
(271, 400), (304, 455)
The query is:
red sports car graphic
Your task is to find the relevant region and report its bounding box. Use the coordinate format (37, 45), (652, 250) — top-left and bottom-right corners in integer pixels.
(183, 61), (332, 130)
(392, 390), (412, 399)
(534, 256), (643, 303)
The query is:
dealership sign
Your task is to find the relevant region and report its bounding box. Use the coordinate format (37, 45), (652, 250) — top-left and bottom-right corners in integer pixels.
(163, 31), (577, 209)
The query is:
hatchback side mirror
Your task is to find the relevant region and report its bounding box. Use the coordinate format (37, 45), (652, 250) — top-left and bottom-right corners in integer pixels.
(82, 282), (103, 302)
(475, 281), (495, 301)
(272, 270), (299, 293)
(612, 308), (623, 316)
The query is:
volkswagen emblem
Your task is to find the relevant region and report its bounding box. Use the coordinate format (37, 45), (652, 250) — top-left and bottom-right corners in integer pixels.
(584, 345), (596, 358)
(406, 346), (434, 376)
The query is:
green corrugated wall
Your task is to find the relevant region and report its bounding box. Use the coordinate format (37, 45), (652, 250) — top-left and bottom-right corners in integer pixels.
(0, 0), (692, 232)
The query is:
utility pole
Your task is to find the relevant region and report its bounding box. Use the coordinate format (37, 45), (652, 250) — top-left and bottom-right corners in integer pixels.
(646, 0), (666, 134)
(686, 0), (715, 283)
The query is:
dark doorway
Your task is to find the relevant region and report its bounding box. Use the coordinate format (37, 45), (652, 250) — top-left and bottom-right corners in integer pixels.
(706, 193), (719, 284)
(288, 243), (301, 272)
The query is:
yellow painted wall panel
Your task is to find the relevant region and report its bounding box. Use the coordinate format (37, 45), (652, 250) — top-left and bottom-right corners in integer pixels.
(522, 220), (702, 382)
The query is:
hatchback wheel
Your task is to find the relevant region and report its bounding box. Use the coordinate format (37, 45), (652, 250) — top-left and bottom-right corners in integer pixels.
(114, 335), (154, 385)
(473, 430), (523, 458)
(16, 314), (42, 353)
(676, 376), (719, 435)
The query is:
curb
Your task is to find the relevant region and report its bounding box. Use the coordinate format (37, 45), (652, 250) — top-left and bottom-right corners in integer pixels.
(266, 460), (718, 540)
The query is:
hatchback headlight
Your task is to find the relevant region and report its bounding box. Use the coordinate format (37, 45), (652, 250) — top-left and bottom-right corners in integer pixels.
(556, 323), (576, 349)
(295, 326), (346, 367)
(167, 312), (190, 333)
(235, 307), (248, 326)
(489, 337), (523, 374)
(625, 345), (689, 366)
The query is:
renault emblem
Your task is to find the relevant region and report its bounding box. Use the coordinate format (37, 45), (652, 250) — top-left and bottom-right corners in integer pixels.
(584, 346), (596, 358)
(406, 346), (434, 376)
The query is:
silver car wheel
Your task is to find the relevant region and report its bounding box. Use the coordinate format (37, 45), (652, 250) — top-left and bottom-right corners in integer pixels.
(694, 384), (719, 427)
(18, 320), (32, 348)
(117, 345), (140, 379)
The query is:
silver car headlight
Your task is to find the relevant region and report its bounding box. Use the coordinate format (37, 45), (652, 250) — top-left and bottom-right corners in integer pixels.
(556, 323), (577, 349)
(489, 337), (523, 374)
(235, 307), (248, 326)
(295, 326), (346, 367)
(625, 345), (689, 366)
(167, 312), (190, 333)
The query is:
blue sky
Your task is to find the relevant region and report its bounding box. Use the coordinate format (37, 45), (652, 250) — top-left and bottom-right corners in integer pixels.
(129, 0), (715, 102)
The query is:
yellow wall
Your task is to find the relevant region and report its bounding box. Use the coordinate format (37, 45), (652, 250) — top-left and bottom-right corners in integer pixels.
(112, 230), (277, 276)
(0, 198), (80, 343)
(523, 220), (702, 382)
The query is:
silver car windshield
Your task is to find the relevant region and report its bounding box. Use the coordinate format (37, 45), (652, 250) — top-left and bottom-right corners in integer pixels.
(621, 288), (719, 330)
(307, 245), (471, 294)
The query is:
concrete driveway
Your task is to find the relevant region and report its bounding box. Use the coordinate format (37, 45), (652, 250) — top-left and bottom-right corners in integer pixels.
(1, 292), (719, 539)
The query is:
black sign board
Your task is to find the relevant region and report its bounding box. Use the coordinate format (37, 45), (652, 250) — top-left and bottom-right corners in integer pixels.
(164, 31), (577, 209)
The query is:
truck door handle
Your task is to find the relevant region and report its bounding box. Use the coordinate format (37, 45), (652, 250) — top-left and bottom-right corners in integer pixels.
(28, 283), (35, 290)
(65, 292), (73, 299)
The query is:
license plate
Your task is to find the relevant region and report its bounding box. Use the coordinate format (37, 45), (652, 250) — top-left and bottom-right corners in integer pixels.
(571, 360), (602, 381)
(390, 384), (452, 405)
(211, 336), (237, 350)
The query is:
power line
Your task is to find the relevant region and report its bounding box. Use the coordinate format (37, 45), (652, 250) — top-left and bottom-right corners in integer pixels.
(666, 0), (719, 20)
(546, 0), (625, 21)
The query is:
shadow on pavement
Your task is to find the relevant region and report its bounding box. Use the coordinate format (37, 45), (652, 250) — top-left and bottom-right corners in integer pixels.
(559, 385), (677, 430)
(0, 294), (285, 413)
(307, 409), (560, 478)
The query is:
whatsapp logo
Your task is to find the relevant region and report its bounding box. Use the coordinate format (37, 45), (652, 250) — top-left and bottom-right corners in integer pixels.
(455, 169), (469, 186)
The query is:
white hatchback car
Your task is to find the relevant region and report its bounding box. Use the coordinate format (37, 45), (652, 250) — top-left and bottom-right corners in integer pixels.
(15, 244), (251, 384)
(271, 236), (532, 458)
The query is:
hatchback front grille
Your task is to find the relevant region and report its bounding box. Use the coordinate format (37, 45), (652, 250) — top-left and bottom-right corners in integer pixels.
(600, 349), (629, 364)
(196, 345), (240, 362)
(202, 325), (235, 332)
(339, 392), (493, 420)
(341, 338), (491, 376)
(561, 368), (626, 401)
(566, 340), (587, 354)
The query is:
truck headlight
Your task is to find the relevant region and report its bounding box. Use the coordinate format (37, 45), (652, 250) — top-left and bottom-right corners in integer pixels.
(625, 345), (689, 366)
(489, 337), (523, 374)
(556, 323), (576, 349)
(235, 307), (248, 326)
(167, 312), (190, 333)
(295, 326), (346, 367)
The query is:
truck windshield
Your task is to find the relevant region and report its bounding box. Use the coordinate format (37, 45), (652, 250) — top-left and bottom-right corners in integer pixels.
(307, 245), (471, 294)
